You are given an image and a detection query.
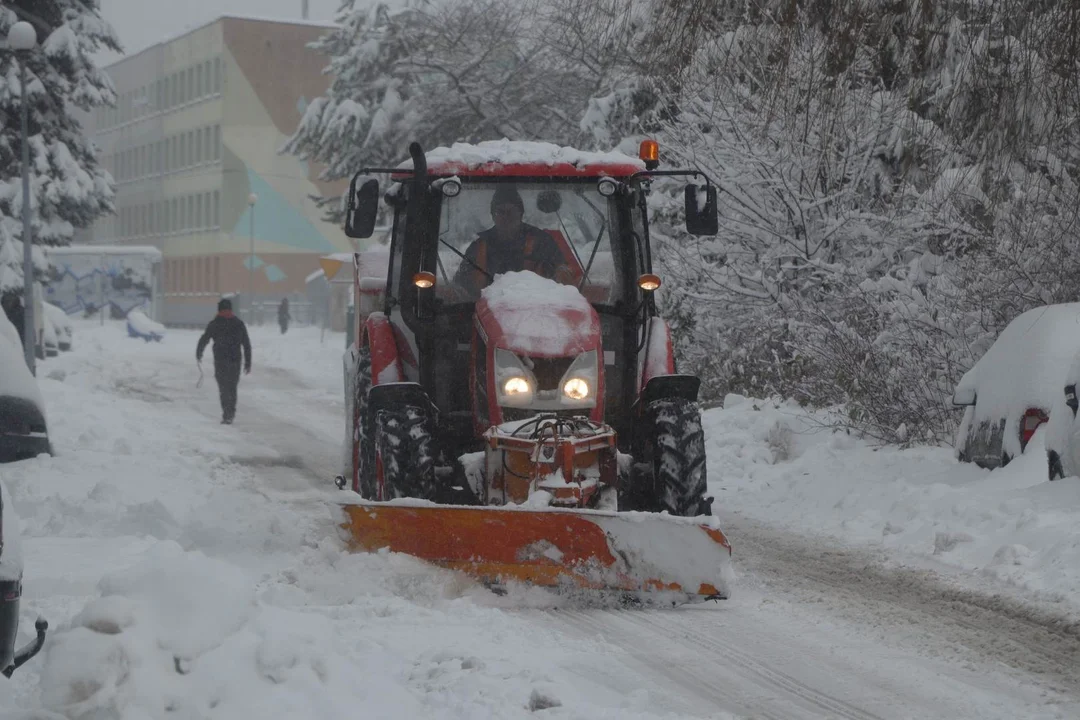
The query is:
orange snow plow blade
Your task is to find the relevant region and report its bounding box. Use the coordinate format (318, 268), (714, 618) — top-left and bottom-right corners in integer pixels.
(338, 502), (733, 599)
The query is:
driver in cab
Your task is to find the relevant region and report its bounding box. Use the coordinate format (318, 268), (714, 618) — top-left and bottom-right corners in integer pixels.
(453, 186), (573, 296)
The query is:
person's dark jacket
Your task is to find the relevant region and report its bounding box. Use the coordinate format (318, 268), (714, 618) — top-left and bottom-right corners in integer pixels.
(196, 310), (251, 369)
(453, 223), (565, 294)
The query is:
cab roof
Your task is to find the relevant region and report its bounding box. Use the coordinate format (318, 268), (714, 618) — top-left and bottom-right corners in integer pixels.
(391, 140), (646, 180)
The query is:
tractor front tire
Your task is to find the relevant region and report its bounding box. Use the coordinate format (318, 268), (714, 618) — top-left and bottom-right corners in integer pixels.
(641, 398), (711, 517)
(350, 347), (377, 497)
(372, 405), (437, 501)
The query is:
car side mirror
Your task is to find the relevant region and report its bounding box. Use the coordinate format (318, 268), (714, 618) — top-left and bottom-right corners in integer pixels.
(345, 175), (380, 239)
(951, 386), (976, 407)
(685, 184), (718, 236)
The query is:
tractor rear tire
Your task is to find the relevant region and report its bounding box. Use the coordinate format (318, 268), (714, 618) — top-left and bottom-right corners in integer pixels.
(372, 405), (437, 501)
(643, 397), (711, 517)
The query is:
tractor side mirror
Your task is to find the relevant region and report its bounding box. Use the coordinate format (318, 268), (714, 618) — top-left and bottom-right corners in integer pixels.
(951, 386), (976, 407)
(684, 184), (718, 236)
(345, 175), (380, 239)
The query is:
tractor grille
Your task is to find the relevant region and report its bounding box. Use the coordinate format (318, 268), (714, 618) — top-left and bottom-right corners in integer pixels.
(528, 356), (574, 391)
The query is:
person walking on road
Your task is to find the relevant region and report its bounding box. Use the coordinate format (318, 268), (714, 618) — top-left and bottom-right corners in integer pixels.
(277, 297), (290, 335)
(196, 298), (251, 424)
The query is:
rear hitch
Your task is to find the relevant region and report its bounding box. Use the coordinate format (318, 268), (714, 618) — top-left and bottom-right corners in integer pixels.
(3, 617), (48, 678)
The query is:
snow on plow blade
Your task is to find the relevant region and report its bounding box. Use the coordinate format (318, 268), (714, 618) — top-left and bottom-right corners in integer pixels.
(338, 502), (733, 600)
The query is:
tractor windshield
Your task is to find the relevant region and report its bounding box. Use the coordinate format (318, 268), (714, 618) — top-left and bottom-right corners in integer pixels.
(433, 181), (623, 307)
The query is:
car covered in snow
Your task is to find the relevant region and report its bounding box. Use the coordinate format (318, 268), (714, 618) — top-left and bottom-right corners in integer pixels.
(0, 311), (50, 464)
(953, 303), (1080, 469)
(126, 309), (165, 342)
(43, 302), (73, 351)
(41, 313), (58, 358)
(0, 479), (47, 677)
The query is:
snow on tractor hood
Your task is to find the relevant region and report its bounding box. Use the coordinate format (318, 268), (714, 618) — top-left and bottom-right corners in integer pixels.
(477, 272), (600, 357)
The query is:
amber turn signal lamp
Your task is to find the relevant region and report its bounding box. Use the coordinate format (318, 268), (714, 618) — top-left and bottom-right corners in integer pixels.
(413, 271), (436, 289)
(638, 273), (661, 292)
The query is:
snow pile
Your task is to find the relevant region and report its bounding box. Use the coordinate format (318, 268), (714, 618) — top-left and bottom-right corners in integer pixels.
(955, 302), (1080, 458)
(709, 394), (1080, 607)
(479, 272), (599, 356)
(399, 139), (645, 173)
(37, 545), (399, 719)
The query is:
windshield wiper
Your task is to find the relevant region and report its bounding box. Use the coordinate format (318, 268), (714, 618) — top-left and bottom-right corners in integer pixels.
(439, 237), (494, 282)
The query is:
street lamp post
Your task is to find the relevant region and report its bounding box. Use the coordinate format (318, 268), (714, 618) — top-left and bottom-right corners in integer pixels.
(247, 192), (257, 322)
(8, 21), (37, 373)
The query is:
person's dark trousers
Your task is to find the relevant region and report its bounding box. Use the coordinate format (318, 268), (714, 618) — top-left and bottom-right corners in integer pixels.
(215, 360), (242, 422)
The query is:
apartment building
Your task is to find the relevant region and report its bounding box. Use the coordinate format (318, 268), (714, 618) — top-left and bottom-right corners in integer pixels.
(82, 15), (356, 325)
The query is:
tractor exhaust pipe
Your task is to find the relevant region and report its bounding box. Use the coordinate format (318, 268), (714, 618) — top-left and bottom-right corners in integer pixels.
(409, 142), (427, 178)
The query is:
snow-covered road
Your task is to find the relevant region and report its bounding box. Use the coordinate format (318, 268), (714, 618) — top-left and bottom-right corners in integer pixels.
(2, 321), (1078, 718)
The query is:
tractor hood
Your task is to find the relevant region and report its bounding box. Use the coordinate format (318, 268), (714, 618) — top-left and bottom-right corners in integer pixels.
(476, 271), (600, 357)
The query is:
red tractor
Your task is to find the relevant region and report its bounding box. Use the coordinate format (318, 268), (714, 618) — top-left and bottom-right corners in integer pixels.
(335, 139), (732, 602)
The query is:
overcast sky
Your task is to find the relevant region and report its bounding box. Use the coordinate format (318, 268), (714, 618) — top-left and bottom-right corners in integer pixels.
(96, 0), (341, 64)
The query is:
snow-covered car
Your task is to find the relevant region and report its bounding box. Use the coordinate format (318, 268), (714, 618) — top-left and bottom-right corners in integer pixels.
(0, 312), (50, 464)
(126, 309), (165, 342)
(41, 314), (58, 358)
(952, 303), (1080, 469)
(43, 302), (73, 351)
(0, 478), (48, 677)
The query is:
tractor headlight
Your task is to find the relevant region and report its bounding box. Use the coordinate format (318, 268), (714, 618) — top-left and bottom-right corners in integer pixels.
(504, 377), (531, 395)
(495, 349), (535, 406)
(559, 350), (599, 408)
(563, 377), (589, 400)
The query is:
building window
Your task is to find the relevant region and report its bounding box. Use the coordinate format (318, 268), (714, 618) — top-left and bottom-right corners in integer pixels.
(178, 135), (186, 169)
(213, 124), (221, 161)
(213, 57), (222, 93)
(195, 194), (203, 229)
(195, 129), (203, 164)
(214, 256), (220, 291)
(212, 190), (220, 227)
(188, 131), (196, 166)
(187, 67), (195, 103)
(187, 196), (194, 230)
(196, 64), (204, 98)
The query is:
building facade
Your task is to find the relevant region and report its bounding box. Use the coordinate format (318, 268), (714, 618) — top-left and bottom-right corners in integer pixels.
(82, 15), (357, 326)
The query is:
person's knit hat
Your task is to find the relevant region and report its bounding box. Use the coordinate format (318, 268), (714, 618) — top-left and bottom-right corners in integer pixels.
(490, 185), (524, 215)
(218, 298), (232, 312)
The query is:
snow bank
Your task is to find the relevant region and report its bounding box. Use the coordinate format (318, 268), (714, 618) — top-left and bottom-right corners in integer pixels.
(479, 271), (598, 356)
(709, 394), (1080, 609)
(398, 139), (645, 172)
(38, 545), (403, 719)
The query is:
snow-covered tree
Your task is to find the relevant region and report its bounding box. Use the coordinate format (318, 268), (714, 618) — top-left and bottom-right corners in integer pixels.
(0, 1), (119, 295)
(642, 0), (1080, 443)
(284, 0), (650, 219)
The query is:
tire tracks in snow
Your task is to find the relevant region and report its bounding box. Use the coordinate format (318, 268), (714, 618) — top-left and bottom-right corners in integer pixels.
(551, 607), (883, 720)
(727, 513), (1080, 695)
